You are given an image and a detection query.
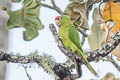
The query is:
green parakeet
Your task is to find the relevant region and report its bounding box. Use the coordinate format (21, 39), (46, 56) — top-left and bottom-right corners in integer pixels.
(55, 16), (98, 77)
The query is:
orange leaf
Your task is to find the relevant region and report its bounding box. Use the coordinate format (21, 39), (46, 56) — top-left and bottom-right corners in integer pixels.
(103, 2), (120, 32)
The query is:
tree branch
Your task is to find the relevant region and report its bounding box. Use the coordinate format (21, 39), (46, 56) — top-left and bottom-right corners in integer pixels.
(49, 23), (120, 63)
(87, 29), (120, 62)
(0, 51), (74, 80)
(0, 23), (119, 80)
(49, 23), (120, 79)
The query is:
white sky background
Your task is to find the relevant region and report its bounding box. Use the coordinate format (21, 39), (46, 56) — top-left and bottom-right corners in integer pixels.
(5, 0), (120, 80)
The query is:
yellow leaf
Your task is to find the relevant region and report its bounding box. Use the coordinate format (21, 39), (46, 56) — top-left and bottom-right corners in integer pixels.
(102, 3), (120, 59)
(103, 2), (120, 32)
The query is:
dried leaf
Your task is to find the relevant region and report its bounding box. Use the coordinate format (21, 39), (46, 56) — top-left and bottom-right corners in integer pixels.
(7, 0), (43, 41)
(88, 23), (106, 50)
(93, 8), (104, 23)
(103, 2), (120, 32)
(63, 2), (89, 30)
(101, 73), (115, 80)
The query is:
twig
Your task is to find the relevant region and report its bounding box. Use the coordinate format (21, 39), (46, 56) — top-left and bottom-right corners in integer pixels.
(23, 65), (32, 80)
(110, 57), (120, 72)
(50, 0), (56, 7)
(107, 56), (120, 72)
(77, 28), (88, 45)
(81, 36), (86, 45)
(37, 1), (63, 15)
(77, 27), (88, 37)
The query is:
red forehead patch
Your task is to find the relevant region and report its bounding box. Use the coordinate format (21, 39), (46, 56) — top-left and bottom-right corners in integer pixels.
(55, 16), (60, 20)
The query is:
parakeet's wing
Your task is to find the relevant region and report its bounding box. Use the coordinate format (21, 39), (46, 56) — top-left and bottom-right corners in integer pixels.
(68, 24), (83, 52)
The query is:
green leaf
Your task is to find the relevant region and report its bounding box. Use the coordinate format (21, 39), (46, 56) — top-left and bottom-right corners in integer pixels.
(7, 0), (43, 41)
(88, 23), (106, 50)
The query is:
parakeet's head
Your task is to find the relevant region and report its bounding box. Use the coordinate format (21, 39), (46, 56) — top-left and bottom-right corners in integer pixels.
(55, 16), (60, 26)
(55, 16), (71, 27)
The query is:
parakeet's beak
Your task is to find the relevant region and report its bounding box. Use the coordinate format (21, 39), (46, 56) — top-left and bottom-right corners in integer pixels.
(55, 16), (60, 27)
(55, 20), (59, 26)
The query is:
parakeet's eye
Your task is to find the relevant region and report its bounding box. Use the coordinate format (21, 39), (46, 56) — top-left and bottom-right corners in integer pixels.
(60, 16), (62, 19)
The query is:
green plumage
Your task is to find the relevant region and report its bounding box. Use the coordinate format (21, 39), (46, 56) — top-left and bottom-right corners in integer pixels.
(58, 16), (98, 77)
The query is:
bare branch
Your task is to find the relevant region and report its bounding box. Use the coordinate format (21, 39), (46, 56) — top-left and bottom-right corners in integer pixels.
(0, 51), (81, 80)
(37, 0), (63, 15)
(0, 51), (34, 63)
(50, 0), (56, 7)
(77, 27), (88, 37)
(110, 58), (120, 72)
(0, 51), (72, 80)
(106, 56), (120, 72)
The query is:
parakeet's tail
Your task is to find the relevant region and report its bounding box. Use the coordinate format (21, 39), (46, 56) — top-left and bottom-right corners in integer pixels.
(78, 50), (99, 77)
(84, 62), (99, 77)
